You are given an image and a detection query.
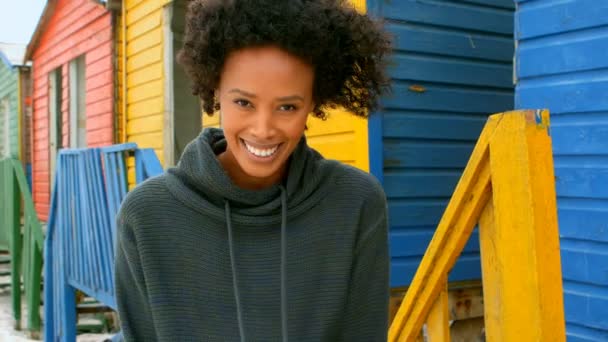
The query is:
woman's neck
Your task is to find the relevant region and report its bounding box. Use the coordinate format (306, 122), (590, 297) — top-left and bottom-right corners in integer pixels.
(217, 149), (287, 191)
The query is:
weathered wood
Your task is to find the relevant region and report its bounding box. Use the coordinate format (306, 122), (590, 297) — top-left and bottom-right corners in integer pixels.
(447, 282), (484, 320)
(0, 158), (43, 332)
(389, 288), (406, 325)
(388, 113), (498, 341)
(390, 282), (484, 326)
(426, 278), (450, 342)
(450, 317), (485, 342)
(76, 303), (113, 314)
(480, 109), (565, 341)
(389, 110), (565, 341)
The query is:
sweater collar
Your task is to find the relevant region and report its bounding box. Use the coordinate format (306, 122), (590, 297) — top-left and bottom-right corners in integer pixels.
(165, 128), (337, 225)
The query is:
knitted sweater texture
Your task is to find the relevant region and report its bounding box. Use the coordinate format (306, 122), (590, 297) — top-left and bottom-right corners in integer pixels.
(114, 128), (389, 341)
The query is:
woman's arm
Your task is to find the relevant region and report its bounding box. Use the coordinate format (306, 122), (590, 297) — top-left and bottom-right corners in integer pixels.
(340, 184), (390, 341)
(114, 212), (158, 341)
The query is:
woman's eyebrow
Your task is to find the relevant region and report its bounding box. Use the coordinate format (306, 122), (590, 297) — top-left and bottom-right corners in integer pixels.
(228, 89), (304, 102)
(229, 88), (257, 98)
(276, 95), (304, 102)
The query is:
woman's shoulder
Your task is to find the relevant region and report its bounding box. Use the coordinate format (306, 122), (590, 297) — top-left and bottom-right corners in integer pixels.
(328, 162), (388, 245)
(117, 174), (174, 224)
(329, 161), (386, 204)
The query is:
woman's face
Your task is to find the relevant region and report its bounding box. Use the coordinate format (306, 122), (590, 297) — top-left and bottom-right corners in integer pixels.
(216, 46), (315, 189)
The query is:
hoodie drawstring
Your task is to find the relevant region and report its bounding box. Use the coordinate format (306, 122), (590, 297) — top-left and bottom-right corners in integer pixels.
(225, 201), (246, 342)
(225, 186), (289, 342)
(280, 186), (288, 342)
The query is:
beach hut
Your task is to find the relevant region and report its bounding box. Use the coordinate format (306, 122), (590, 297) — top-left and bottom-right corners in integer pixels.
(515, 1), (608, 339)
(362, 0), (605, 339)
(0, 43), (32, 184)
(24, 0), (115, 220)
(364, 0), (516, 287)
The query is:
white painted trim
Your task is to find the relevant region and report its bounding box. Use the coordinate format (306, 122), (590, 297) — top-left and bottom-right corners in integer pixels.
(162, 3), (175, 167)
(69, 56), (87, 148)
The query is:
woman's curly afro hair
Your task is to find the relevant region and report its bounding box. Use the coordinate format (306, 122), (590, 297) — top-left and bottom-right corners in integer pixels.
(177, 0), (392, 119)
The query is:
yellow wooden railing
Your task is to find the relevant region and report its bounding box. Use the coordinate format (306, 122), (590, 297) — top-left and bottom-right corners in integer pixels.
(388, 110), (566, 341)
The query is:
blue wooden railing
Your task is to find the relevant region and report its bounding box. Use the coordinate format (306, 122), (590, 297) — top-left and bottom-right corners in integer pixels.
(44, 143), (163, 342)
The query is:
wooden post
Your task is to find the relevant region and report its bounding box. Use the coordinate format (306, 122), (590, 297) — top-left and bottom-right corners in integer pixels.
(479, 109), (565, 341)
(5, 160), (23, 329)
(388, 112), (498, 342)
(426, 278), (450, 342)
(389, 110), (565, 341)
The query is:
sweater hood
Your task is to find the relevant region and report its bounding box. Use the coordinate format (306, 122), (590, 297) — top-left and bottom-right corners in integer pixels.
(165, 128), (338, 226)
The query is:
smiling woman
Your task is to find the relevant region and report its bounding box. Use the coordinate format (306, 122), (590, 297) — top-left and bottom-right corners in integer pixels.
(216, 47), (315, 190)
(114, 1), (392, 341)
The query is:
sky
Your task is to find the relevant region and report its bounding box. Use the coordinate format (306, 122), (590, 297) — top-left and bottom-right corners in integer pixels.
(0, 0), (46, 45)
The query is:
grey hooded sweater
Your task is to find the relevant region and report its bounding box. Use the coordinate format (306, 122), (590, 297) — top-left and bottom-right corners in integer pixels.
(114, 128), (389, 341)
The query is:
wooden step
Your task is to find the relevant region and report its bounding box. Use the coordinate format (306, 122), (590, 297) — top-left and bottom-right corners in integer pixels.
(77, 302), (113, 314)
(77, 316), (106, 334)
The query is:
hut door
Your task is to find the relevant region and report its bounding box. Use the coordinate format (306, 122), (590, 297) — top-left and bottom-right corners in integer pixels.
(165, 0), (202, 165)
(49, 68), (63, 188)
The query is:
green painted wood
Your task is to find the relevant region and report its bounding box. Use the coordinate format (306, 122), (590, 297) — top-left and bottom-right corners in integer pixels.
(0, 60), (20, 159)
(0, 158), (43, 333)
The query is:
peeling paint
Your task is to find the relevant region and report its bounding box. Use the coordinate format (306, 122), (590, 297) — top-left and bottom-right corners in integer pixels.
(408, 84), (426, 93)
(468, 35), (476, 49)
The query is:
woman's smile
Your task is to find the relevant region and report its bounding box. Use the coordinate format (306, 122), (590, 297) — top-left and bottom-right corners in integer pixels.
(241, 138), (283, 162)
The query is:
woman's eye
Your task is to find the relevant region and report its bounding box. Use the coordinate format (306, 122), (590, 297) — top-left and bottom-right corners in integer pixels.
(234, 99), (252, 108)
(279, 104), (297, 111)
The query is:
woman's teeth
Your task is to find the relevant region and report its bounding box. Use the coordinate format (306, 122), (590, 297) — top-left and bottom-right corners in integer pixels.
(244, 141), (279, 157)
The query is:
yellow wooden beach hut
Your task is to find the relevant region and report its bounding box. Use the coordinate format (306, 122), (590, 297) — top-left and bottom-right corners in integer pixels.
(109, 0), (370, 185)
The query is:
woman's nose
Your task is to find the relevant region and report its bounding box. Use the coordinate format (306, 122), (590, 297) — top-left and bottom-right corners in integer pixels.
(250, 110), (276, 139)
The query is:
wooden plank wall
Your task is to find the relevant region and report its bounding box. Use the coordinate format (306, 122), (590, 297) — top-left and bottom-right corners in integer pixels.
(0, 56), (20, 158)
(367, 0), (515, 287)
(20, 68), (33, 168)
(117, 0), (171, 183)
(515, 1), (608, 340)
(30, 0), (113, 220)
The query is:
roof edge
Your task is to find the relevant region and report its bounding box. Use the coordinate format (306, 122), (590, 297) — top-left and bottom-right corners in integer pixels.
(24, 0), (114, 63)
(0, 50), (13, 69)
(24, 0), (58, 62)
